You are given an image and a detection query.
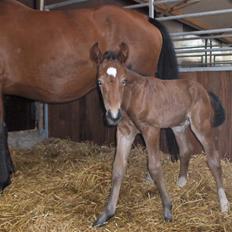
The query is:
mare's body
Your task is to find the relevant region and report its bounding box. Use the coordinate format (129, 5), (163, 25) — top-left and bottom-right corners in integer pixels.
(0, 0), (178, 189)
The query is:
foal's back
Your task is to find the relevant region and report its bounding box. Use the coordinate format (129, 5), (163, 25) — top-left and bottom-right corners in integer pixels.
(124, 71), (211, 128)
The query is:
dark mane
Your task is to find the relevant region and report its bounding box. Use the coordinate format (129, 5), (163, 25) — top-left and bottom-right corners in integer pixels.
(102, 51), (118, 61)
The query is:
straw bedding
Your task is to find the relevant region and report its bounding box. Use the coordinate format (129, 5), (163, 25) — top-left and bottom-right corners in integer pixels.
(0, 138), (231, 232)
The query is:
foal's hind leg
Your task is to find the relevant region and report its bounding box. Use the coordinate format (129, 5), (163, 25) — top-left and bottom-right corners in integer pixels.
(93, 118), (138, 227)
(172, 124), (193, 188)
(190, 115), (229, 213)
(143, 127), (172, 221)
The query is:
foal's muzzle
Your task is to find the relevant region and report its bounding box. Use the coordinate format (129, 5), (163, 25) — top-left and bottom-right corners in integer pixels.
(105, 109), (122, 126)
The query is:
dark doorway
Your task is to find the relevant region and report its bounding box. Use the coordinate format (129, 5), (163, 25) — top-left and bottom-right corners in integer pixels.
(4, 96), (36, 132)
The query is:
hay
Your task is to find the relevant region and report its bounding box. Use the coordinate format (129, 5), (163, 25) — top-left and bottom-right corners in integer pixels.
(0, 138), (231, 232)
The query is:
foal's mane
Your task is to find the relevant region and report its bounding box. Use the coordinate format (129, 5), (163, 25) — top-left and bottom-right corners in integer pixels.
(102, 51), (119, 62)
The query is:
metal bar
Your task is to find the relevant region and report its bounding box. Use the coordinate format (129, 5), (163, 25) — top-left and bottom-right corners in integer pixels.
(149, 0), (155, 18)
(214, 53), (232, 57)
(124, 0), (181, 9)
(44, 104), (49, 138)
(172, 34), (232, 41)
(124, 3), (149, 9)
(171, 28), (232, 37)
(45, 0), (87, 10)
(154, 0), (183, 4)
(177, 54), (204, 58)
(39, 0), (49, 138)
(204, 39), (208, 65)
(209, 40), (213, 66)
(179, 66), (232, 72)
(176, 47), (232, 54)
(157, 8), (232, 21)
(175, 44), (232, 50)
(39, 0), (44, 10)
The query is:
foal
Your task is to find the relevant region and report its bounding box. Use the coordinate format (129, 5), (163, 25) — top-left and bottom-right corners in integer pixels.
(90, 42), (229, 226)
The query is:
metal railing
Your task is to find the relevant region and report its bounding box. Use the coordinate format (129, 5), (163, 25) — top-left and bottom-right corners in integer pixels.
(39, 0), (232, 70)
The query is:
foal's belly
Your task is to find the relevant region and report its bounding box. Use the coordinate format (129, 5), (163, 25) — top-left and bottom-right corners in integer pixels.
(130, 104), (190, 130)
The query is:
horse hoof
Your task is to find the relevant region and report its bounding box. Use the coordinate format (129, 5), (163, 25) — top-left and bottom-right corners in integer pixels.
(92, 219), (108, 228)
(164, 212), (172, 222)
(145, 173), (153, 183)
(164, 213), (172, 222)
(92, 212), (114, 227)
(219, 188), (230, 213)
(177, 176), (187, 188)
(0, 176), (11, 191)
(164, 206), (172, 222)
(220, 198), (230, 213)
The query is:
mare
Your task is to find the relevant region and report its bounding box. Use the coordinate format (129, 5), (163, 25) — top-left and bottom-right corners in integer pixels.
(0, 0), (178, 189)
(90, 42), (230, 226)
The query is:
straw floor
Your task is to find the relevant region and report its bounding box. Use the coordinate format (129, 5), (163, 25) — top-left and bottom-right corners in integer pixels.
(0, 138), (231, 232)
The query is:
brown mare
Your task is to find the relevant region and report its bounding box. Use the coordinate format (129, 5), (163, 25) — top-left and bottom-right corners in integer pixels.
(0, 0), (179, 189)
(90, 43), (230, 226)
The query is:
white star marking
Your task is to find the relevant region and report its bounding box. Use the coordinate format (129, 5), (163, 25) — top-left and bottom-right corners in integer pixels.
(106, 67), (117, 78)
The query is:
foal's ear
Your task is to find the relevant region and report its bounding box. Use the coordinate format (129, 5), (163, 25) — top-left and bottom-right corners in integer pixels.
(90, 42), (102, 65)
(118, 42), (129, 64)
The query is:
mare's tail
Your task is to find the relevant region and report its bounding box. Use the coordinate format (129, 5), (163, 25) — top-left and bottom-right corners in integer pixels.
(208, 91), (225, 127)
(148, 18), (178, 80)
(148, 18), (179, 162)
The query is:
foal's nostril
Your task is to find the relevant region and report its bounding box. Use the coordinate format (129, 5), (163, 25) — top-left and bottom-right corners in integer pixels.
(109, 110), (120, 120)
(106, 109), (122, 125)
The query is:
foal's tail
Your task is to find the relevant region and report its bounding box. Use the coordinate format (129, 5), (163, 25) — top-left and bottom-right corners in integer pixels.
(148, 18), (179, 162)
(208, 91), (225, 127)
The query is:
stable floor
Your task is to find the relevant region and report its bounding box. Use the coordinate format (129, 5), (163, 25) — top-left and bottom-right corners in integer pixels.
(0, 139), (231, 232)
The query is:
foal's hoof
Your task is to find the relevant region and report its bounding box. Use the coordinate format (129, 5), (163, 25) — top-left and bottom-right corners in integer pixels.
(220, 198), (230, 213)
(92, 213), (114, 227)
(145, 173), (153, 183)
(218, 188), (230, 213)
(177, 176), (187, 188)
(164, 205), (173, 222)
(164, 210), (173, 222)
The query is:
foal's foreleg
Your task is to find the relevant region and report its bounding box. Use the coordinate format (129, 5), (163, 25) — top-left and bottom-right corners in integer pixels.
(143, 127), (172, 221)
(93, 120), (137, 227)
(172, 125), (193, 188)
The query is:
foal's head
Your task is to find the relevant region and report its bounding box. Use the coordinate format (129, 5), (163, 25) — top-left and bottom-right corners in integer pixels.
(90, 42), (129, 126)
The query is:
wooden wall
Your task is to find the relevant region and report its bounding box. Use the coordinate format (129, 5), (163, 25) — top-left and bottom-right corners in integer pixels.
(48, 71), (232, 159)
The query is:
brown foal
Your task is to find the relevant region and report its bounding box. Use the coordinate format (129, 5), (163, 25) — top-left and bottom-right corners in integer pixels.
(90, 43), (230, 226)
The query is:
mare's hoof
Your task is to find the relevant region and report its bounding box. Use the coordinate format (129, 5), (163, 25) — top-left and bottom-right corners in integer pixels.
(0, 176), (11, 192)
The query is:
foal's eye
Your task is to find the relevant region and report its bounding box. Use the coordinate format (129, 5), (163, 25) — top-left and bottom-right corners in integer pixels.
(97, 80), (102, 86)
(121, 79), (128, 86)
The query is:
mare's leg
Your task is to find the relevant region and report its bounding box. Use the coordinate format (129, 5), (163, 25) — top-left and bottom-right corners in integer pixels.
(190, 113), (229, 213)
(4, 123), (15, 174)
(143, 127), (172, 221)
(0, 94), (13, 190)
(172, 124), (193, 187)
(93, 118), (138, 227)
